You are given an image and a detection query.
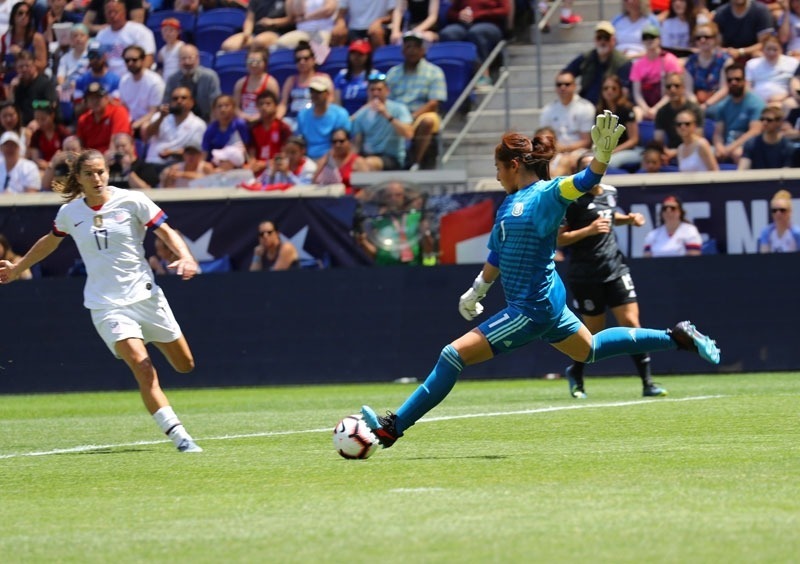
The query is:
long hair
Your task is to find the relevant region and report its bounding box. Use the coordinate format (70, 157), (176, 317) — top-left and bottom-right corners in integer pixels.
(58, 149), (105, 202)
(495, 131), (555, 181)
(597, 75), (631, 113)
(9, 2), (35, 45)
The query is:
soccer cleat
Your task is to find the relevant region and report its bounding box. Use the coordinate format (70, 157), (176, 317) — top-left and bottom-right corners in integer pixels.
(669, 321), (721, 364)
(559, 13), (583, 28)
(643, 383), (668, 397)
(177, 438), (203, 453)
(565, 365), (587, 399)
(360, 405), (402, 448)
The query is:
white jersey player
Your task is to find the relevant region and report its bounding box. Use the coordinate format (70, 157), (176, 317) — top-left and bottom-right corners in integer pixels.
(0, 150), (203, 453)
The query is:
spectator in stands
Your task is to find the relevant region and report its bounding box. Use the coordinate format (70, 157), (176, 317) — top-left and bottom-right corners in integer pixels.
(162, 44), (221, 122)
(144, 86), (207, 170)
(41, 136), (80, 190)
(76, 82), (132, 153)
(10, 51), (56, 126)
(437, 0), (509, 87)
(597, 75), (641, 169)
(174, 0), (202, 12)
(683, 21), (732, 110)
(55, 23), (90, 125)
(83, 0), (144, 35)
(778, 0), (800, 57)
(313, 127), (367, 190)
(758, 189), (800, 252)
(739, 105), (795, 169)
(211, 143), (247, 170)
(355, 180), (434, 265)
(156, 18), (184, 83)
(539, 71), (595, 157)
(233, 47), (280, 124)
(276, 0), (338, 49)
(385, 31), (447, 170)
(333, 38), (373, 115)
(563, 21), (632, 106)
(0, 233), (32, 279)
(709, 64), (765, 164)
(257, 134), (317, 185)
(630, 25), (682, 120)
(714, 0), (774, 63)
(0, 131), (40, 192)
(220, 0), (293, 52)
(248, 89), (292, 175)
(42, 0), (83, 50)
(0, 1), (48, 86)
(249, 220), (300, 271)
(74, 42), (121, 120)
(296, 76), (350, 160)
(105, 131), (159, 188)
(278, 40), (335, 129)
(389, 0), (440, 45)
(160, 142), (215, 187)
(659, 0), (696, 53)
(332, 0), (394, 48)
(675, 109), (718, 171)
(148, 234), (181, 275)
(643, 194), (703, 257)
(351, 71), (413, 171)
(119, 44), (165, 135)
(533, 125), (573, 177)
(203, 94), (250, 160)
(638, 142), (670, 172)
(611, 0), (661, 58)
(745, 35), (799, 107)
(95, 0), (156, 78)
(654, 72), (703, 161)
(0, 101), (27, 152)
(28, 99), (69, 171)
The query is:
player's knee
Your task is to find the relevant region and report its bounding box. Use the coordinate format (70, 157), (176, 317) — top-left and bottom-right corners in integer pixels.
(173, 356), (195, 374)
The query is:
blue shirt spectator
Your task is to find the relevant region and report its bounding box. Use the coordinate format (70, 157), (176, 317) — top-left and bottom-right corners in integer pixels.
(296, 77), (352, 160)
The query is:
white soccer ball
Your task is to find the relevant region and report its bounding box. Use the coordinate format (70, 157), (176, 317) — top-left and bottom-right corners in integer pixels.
(333, 414), (379, 459)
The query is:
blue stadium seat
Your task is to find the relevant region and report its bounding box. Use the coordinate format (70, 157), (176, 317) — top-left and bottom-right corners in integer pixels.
(703, 118), (715, 143)
(372, 44), (403, 73)
(427, 41), (477, 65)
(605, 167), (630, 175)
(638, 120), (655, 147)
(269, 48), (296, 67)
(217, 68), (243, 94)
(269, 63), (296, 90)
(198, 50), (214, 69)
(324, 46), (350, 68)
(719, 162), (737, 170)
(199, 255), (233, 274)
(214, 50), (247, 71)
(196, 7), (246, 31)
(195, 25), (232, 55)
(435, 58), (473, 112)
(147, 11), (196, 50)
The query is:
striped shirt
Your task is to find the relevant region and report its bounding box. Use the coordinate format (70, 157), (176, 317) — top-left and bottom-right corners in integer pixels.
(385, 58), (447, 114)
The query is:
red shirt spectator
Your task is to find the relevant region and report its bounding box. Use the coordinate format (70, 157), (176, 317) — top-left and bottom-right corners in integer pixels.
(76, 82), (132, 153)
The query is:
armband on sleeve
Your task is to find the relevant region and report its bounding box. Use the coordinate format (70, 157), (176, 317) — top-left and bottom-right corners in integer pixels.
(487, 250), (499, 267)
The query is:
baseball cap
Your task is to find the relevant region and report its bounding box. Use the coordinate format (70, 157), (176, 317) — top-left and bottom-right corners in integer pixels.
(87, 41), (107, 57)
(85, 82), (107, 97)
(642, 25), (660, 38)
(402, 31), (427, 46)
(161, 17), (181, 30)
(211, 145), (246, 167)
(594, 21), (615, 36)
(184, 142), (202, 153)
(0, 131), (22, 146)
(308, 76), (329, 92)
(349, 38), (372, 55)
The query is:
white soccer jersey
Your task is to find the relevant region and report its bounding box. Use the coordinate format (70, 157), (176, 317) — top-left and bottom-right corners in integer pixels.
(643, 223), (703, 257)
(53, 187), (165, 309)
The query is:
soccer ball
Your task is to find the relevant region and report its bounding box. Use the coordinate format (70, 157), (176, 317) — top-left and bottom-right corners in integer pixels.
(333, 414), (379, 459)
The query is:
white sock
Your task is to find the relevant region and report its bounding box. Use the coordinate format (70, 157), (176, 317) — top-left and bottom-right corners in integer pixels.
(153, 406), (192, 446)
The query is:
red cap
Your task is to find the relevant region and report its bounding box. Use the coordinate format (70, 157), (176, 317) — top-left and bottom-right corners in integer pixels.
(161, 18), (181, 30)
(349, 39), (372, 55)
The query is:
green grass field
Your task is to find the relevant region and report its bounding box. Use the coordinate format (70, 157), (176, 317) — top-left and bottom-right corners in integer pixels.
(1, 373), (798, 563)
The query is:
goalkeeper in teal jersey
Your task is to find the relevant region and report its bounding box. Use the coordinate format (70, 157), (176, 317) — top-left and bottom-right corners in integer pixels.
(361, 111), (721, 449)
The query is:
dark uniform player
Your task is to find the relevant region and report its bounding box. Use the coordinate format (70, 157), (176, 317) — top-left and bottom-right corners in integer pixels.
(558, 156), (667, 398)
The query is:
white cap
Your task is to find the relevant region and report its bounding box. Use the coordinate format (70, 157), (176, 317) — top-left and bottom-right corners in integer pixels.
(0, 131), (22, 146)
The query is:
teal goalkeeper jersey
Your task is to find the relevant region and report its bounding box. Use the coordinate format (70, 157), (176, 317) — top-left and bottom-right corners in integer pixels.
(488, 174), (586, 323)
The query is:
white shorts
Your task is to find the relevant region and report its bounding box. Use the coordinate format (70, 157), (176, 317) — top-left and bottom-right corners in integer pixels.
(90, 288), (182, 358)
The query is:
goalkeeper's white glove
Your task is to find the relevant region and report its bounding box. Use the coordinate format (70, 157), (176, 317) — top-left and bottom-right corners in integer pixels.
(458, 272), (494, 321)
(591, 109), (626, 165)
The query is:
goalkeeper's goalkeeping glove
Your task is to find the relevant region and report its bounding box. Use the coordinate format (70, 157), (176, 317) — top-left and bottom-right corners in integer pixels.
(458, 272), (494, 321)
(590, 110), (626, 165)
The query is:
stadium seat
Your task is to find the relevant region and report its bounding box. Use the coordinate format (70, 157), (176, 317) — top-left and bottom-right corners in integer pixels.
(214, 50), (247, 71)
(427, 41), (477, 65)
(198, 255), (233, 274)
(703, 118), (715, 143)
(372, 45), (403, 73)
(268, 63), (296, 90)
(195, 25), (232, 55)
(323, 46), (349, 68)
(196, 7), (246, 31)
(638, 120), (655, 147)
(217, 68), (244, 94)
(435, 58), (473, 112)
(719, 162), (737, 170)
(270, 48), (296, 67)
(198, 50), (214, 69)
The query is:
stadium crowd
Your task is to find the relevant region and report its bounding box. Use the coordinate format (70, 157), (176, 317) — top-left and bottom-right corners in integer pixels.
(1, 0), (799, 267)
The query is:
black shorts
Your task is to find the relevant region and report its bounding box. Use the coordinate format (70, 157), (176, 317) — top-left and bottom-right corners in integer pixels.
(569, 273), (637, 316)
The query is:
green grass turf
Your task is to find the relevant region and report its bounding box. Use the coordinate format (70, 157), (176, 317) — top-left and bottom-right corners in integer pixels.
(1, 373), (798, 563)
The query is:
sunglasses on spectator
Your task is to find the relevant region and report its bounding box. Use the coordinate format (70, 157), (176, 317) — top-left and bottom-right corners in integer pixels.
(172, 95), (189, 100)
(675, 121), (694, 127)
(556, 81), (574, 87)
(260, 230), (275, 236)
(295, 55), (313, 62)
(727, 76), (744, 83)
(247, 58), (263, 65)
(662, 205), (679, 211)
(595, 33), (611, 41)
(760, 117), (780, 122)
(694, 34), (713, 40)
(666, 83), (682, 89)
(642, 34), (658, 41)
(771, 208), (788, 213)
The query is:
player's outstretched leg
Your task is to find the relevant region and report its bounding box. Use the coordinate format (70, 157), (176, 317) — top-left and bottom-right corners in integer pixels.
(565, 363), (587, 399)
(361, 406), (402, 448)
(668, 321), (721, 364)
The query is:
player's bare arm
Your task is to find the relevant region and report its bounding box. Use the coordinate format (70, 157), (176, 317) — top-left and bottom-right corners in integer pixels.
(154, 224), (198, 281)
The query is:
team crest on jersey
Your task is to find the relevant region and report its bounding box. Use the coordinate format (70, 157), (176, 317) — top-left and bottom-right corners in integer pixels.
(93, 215), (103, 227)
(511, 202), (524, 216)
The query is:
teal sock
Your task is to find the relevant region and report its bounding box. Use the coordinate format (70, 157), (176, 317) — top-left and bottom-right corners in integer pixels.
(396, 345), (464, 433)
(585, 328), (676, 363)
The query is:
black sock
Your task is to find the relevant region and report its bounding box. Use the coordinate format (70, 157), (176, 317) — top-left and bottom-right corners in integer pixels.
(631, 354), (652, 386)
(568, 361), (585, 388)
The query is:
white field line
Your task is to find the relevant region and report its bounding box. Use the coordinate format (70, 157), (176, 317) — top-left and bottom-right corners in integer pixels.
(0, 395), (723, 460)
